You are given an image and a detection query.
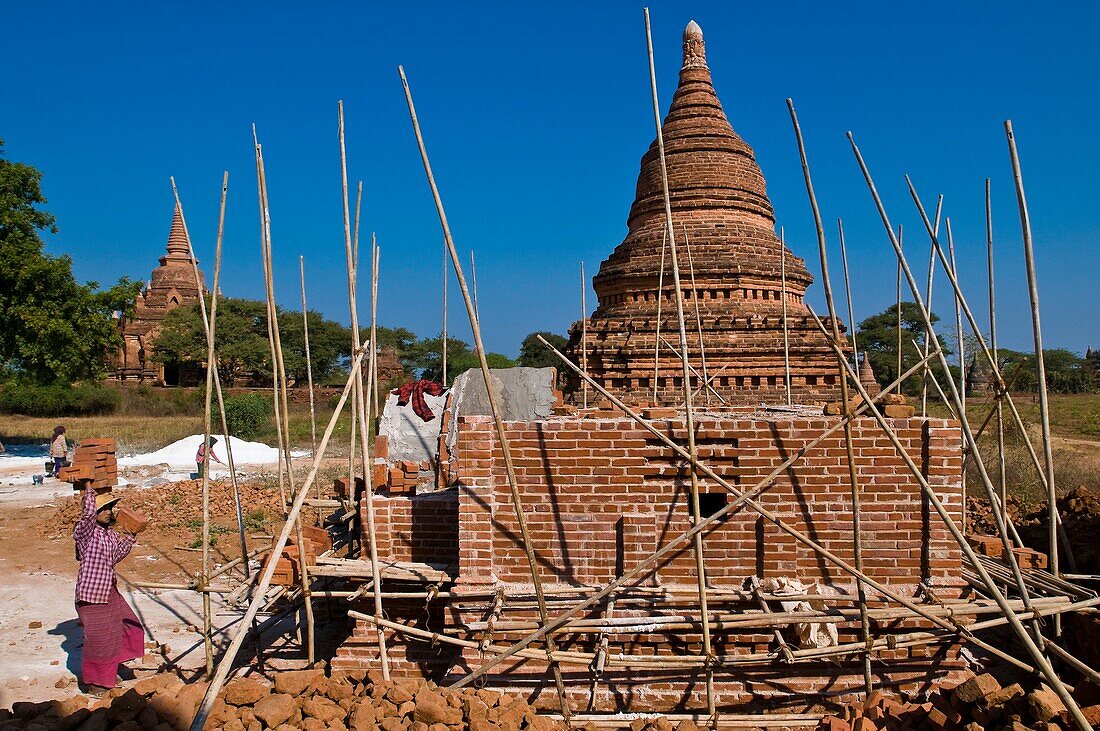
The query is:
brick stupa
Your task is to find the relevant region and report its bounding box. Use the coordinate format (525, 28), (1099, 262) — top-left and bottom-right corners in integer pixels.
(110, 203), (206, 384)
(565, 20), (844, 406)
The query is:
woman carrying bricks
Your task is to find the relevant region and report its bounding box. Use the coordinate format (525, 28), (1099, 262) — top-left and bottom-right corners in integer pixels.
(49, 425), (68, 477)
(73, 485), (145, 693)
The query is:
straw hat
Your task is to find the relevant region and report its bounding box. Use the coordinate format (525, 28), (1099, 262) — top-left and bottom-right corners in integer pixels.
(95, 493), (121, 513)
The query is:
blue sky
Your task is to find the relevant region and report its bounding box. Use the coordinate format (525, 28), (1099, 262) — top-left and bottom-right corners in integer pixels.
(3, 2), (1097, 357)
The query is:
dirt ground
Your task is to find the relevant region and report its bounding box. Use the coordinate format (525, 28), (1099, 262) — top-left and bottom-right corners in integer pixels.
(0, 457), (341, 710)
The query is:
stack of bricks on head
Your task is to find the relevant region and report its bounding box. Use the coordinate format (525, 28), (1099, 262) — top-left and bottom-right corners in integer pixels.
(58, 438), (149, 533)
(58, 438), (118, 492)
(819, 673), (1100, 731)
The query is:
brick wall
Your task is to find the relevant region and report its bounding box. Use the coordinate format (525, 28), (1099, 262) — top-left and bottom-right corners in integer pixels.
(338, 411), (969, 711)
(361, 491), (459, 566)
(449, 413), (963, 594)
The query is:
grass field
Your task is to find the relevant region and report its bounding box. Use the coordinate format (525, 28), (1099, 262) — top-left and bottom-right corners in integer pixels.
(1, 386), (367, 456)
(928, 392), (1100, 503)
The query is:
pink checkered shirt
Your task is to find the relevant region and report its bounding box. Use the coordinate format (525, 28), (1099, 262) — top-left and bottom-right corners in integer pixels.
(74, 489), (136, 604)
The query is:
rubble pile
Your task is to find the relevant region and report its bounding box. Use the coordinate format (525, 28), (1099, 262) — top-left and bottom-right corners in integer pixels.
(44, 478), (286, 538)
(967, 486), (1100, 574)
(0, 670), (579, 731)
(818, 674), (1100, 731)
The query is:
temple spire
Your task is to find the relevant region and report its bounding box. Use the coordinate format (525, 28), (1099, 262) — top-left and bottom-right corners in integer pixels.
(160, 202), (194, 265)
(682, 20), (707, 69)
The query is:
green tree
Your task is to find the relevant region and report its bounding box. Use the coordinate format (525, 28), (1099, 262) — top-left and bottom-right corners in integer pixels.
(0, 140), (143, 383)
(998, 348), (1095, 394)
(278, 309), (351, 384)
(153, 297), (270, 385)
(517, 331), (568, 369)
(855, 301), (951, 394)
(413, 334), (515, 382)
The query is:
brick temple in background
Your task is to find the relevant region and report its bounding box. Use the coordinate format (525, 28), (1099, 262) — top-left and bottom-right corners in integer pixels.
(565, 20), (844, 407)
(109, 203), (206, 385)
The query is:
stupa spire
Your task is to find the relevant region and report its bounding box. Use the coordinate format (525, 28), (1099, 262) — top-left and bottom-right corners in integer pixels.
(165, 202), (191, 258)
(682, 20), (707, 69)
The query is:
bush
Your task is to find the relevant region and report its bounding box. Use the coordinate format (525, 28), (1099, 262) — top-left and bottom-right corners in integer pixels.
(0, 382), (119, 416)
(218, 393), (271, 440)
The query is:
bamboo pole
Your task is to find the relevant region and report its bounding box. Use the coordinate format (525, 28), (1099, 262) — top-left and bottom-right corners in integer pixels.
(250, 136), (288, 511)
(985, 179), (1008, 510)
(786, 99), (872, 694)
(846, 136), (1089, 731)
(371, 235), (381, 416)
(348, 220), (359, 508)
(300, 257), (318, 458)
(643, 10), (715, 717)
(1005, 121), (1059, 588)
(683, 225), (711, 407)
(338, 100), (391, 679)
(253, 133), (314, 664)
(896, 225), (903, 384)
(837, 219), (857, 370)
(780, 227), (791, 405)
(653, 226), (668, 403)
(902, 177), (1076, 572)
(919, 197), (943, 416)
(586, 595), (614, 711)
(470, 250), (480, 331)
(442, 237), (448, 385)
(581, 261), (589, 408)
(399, 65), (571, 719)
(945, 219), (967, 532)
(190, 350), (366, 731)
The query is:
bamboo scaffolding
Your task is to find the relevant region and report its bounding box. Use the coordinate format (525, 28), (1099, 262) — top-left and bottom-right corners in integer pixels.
(253, 132), (315, 665)
(683, 225), (711, 406)
(643, 10), (715, 717)
(581, 261), (588, 409)
(986, 179), (1008, 510)
(355, 595), (1099, 673)
(842, 136), (1088, 731)
(882, 178), (1045, 633)
(474, 339), (1028, 683)
(190, 349), (366, 731)
(659, 336), (726, 405)
(462, 595), (1074, 633)
(1005, 121), (1060, 592)
(652, 226), (668, 403)
(836, 219), (857, 370)
(470, 249), (480, 329)
(902, 176), (1077, 573)
(299, 256), (318, 458)
(338, 100), (391, 679)
(787, 99), (872, 693)
(780, 227), (791, 404)
(586, 595), (615, 711)
(398, 66), (571, 719)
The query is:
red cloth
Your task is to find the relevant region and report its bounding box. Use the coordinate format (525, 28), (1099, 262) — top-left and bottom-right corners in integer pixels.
(76, 587), (145, 687)
(74, 489), (136, 604)
(391, 380), (445, 421)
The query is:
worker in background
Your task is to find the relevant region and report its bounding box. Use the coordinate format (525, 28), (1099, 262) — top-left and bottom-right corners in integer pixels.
(73, 486), (144, 694)
(195, 436), (224, 479)
(49, 425), (68, 477)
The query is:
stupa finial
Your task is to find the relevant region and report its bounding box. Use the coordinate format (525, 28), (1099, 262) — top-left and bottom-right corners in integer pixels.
(682, 20), (707, 69)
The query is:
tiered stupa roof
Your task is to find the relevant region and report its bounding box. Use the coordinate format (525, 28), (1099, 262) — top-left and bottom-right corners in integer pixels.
(565, 21), (845, 406)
